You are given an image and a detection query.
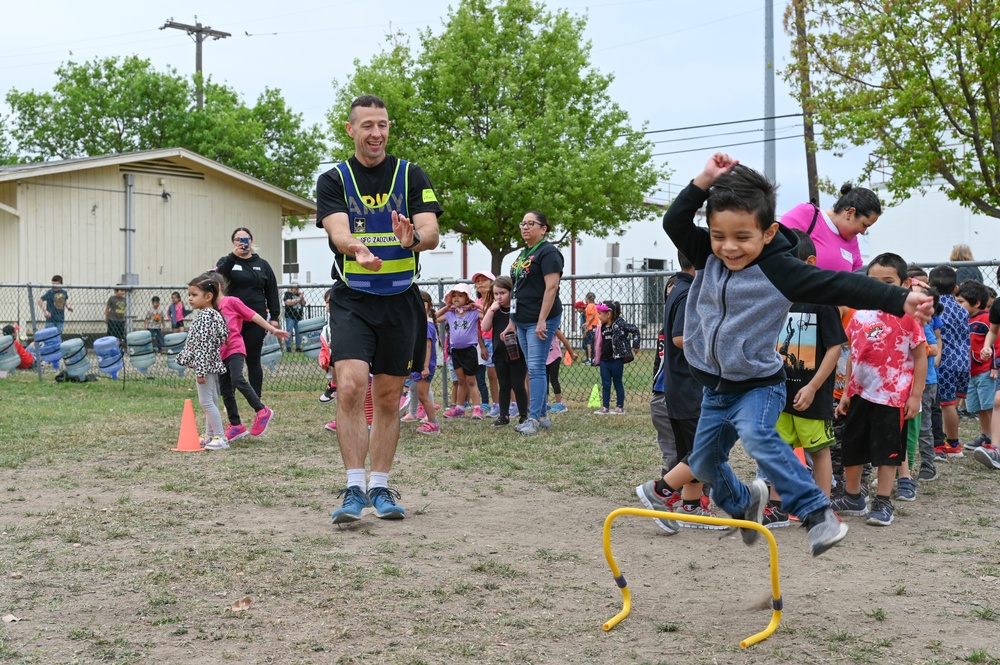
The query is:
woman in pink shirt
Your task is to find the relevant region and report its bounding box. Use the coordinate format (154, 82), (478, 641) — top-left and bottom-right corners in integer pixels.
(780, 183), (882, 272)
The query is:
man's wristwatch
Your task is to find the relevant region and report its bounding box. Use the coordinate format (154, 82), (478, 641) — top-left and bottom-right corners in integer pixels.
(403, 230), (421, 250)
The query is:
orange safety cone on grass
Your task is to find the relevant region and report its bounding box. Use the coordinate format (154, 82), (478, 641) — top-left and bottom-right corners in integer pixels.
(172, 398), (205, 452)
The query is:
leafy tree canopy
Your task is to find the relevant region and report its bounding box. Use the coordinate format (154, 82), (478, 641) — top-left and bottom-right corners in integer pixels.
(4, 55), (325, 200)
(327, 0), (665, 274)
(789, 0), (1000, 217)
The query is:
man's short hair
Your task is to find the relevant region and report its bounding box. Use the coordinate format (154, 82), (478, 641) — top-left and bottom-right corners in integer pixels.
(706, 164), (778, 232)
(349, 94), (387, 123)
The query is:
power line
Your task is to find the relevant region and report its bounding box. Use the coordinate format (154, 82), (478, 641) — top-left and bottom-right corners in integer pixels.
(652, 133), (810, 157)
(160, 18), (232, 109)
(643, 112), (804, 136)
(651, 123), (802, 145)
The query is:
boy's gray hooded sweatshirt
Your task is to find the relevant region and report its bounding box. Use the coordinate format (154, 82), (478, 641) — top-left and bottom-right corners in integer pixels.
(664, 182), (911, 394)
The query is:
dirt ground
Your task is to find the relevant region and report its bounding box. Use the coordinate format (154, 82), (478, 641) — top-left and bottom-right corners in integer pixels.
(2, 435), (999, 665)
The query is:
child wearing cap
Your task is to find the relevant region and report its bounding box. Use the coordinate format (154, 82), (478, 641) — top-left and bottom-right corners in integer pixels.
(436, 283), (488, 419)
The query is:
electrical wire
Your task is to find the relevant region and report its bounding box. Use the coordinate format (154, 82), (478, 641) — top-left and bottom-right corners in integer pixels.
(652, 133), (813, 157)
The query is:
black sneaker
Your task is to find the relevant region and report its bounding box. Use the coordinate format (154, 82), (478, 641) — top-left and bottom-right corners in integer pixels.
(319, 386), (336, 404)
(762, 503), (790, 529)
(492, 415), (510, 427)
(917, 466), (939, 482)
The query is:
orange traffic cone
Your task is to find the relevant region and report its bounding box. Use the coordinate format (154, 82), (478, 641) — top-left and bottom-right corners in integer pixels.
(172, 398), (205, 452)
(794, 446), (808, 467)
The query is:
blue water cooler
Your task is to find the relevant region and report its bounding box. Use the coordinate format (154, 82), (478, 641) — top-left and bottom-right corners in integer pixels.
(163, 332), (187, 378)
(260, 333), (283, 372)
(93, 336), (124, 379)
(126, 330), (156, 373)
(34, 327), (63, 368)
(0, 335), (21, 373)
(298, 316), (326, 360)
(59, 338), (91, 380)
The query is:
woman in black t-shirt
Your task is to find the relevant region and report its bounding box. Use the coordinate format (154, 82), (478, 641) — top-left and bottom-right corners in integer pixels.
(507, 210), (564, 435)
(216, 227), (280, 398)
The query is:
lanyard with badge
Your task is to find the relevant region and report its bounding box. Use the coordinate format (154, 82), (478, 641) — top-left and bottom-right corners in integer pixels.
(511, 239), (544, 315)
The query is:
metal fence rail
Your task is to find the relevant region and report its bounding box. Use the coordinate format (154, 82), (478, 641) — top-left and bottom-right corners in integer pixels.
(3, 261), (997, 406)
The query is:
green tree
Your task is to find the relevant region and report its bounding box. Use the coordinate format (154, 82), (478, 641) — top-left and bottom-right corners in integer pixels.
(327, 0), (664, 274)
(788, 0), (1000, 217)
(6, 55), (325, 199)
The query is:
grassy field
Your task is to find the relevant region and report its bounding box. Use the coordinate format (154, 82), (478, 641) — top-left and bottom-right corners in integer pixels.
(1, 373), (999, 664)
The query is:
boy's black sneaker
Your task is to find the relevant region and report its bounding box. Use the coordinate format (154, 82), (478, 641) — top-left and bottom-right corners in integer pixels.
(806, 508), (849, 556)
(762, 503), (790, 529)
(319, 386), (336, 404)
(492, 415), (510, 427)
(917, 466), (938, 482)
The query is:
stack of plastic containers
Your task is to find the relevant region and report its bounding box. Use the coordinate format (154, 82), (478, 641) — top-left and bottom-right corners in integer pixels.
(126, 330), (156, 373)
(298, 316), (326, 360)
(93, 336), (124, 379)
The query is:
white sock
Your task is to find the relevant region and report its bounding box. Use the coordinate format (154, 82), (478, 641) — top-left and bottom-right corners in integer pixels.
(369, 471), (389, 490)
(347, 469), (367, 492)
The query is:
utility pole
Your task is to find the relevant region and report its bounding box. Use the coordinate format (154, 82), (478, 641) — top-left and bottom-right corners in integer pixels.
(764, 0), (776, 184)
(790, 0), (820, 204)
(160, 17), (231, 109)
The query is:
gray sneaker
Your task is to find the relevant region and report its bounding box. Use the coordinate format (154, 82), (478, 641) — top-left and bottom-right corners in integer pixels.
(917, 466), (939, 482)
(635, 479), (670, 511)
(974, 444), (1000, 470)
(806, 508), (849, 557)
(740, 479), (768, 546)
(538, 416), (552, 430)
(519, 418), (540, 436)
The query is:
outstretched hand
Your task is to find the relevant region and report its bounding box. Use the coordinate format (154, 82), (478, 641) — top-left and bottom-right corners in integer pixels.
(903, 291), (934, 325)
(273, 330), (291, 342)
(349, 242), (382, 272)
(392, 210), (415, 247)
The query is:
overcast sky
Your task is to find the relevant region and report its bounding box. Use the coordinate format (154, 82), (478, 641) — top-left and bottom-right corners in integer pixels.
(1, 0), (875, 214)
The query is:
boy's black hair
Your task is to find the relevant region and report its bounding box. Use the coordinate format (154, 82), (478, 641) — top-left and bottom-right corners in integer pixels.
(706, 164), (777, 232)
(51, 275), (63, 283)
(790, 229), (816, 263)
(152, 296), (160, 303)
(323, 288), (333, 302)
(929, 265), (958, 295)
(677, 251), (694, 271)
(867, 252), (908, 282)
(957, 280), (990, 310)
(664, 274), (678, 300)
(907, 263), (928, 279)
(833, 183), (882, 218)
(2, 325), (15, 337)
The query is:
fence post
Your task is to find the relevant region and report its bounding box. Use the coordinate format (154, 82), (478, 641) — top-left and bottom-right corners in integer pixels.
(26, 284), (44, 383)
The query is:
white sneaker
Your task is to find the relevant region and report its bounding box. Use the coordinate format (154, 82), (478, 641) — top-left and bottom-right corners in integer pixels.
(204, 436), (230, 450)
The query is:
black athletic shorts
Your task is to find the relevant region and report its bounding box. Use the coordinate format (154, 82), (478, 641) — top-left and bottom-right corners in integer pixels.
(328, 281), (426, 377)
(450, 346), (479, 377)
(841, 395), (907, 467)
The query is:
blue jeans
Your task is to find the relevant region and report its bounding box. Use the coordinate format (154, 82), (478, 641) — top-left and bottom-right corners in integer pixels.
(51, 321), (65, 334)
(600, 358), (625, 408)
(150, 328), (164, 352)
(688, 383), (829, 521)
(514, 312), (561, 420)
(285, 318), (300, 351)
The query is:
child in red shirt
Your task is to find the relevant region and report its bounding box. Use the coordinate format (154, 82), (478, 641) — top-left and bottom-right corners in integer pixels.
(956, 280), (996, 449)
(834, 253), (927, 528)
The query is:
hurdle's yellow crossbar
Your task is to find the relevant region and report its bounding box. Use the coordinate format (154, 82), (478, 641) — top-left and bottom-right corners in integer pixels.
(602, 507), (783, 648)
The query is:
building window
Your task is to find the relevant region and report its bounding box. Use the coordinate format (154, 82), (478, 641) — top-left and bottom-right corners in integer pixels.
(283, 239), (299, 276)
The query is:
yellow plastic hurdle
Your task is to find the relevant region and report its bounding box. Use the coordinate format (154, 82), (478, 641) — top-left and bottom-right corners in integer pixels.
(601, 507), (783, 648)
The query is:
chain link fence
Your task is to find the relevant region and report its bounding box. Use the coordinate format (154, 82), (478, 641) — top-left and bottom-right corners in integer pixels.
(3, 261), (997, 406)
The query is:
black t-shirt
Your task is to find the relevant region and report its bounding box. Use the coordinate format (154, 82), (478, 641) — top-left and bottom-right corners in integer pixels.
(283, 290), (304, 320)
(492, 308), (522, 361)
(600, 326), (614, 361)
(216, 253), (280, 317)
(315, 155), (443, 280)
(779, 303), (847, 420)
(663, 273), (701, 420)
(510, 240), (563, 324)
